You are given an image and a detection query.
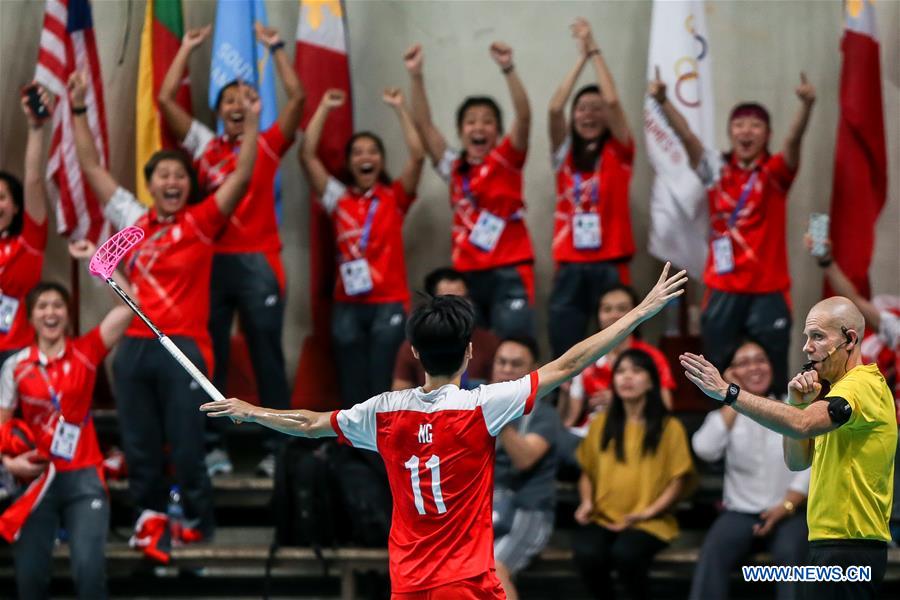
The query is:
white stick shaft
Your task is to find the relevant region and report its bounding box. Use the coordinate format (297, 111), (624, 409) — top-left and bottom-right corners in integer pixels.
(159, 336), (225, 402)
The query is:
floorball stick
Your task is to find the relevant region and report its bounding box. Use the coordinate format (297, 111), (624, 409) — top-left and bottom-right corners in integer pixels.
(88, 226), (225, 403)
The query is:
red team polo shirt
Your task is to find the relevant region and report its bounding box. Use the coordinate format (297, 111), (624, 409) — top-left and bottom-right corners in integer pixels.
(697, 151), (796, 294)
(552, 135), (636, 264)
(321, 177), (415, 305)
(330, 371), (539, 593)
(0, 327), (108, 471)
(104, 188), (227, 373)
(437, 137), (534, 272)
(570, 339), (676, 409)
(0, 214), (48, 352)
(183, 121), (291, 288)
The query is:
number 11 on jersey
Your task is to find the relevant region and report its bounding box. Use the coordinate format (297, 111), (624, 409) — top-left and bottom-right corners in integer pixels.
(404, 454), (447, 515)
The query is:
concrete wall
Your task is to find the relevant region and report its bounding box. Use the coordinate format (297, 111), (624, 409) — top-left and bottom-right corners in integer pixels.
(0, 0), (897, 380)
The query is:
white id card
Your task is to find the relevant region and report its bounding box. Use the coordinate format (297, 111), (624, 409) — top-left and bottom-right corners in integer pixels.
(572, 213), (602, 250)
(50, 419), (81, 461)
(712, 236), (735, 274)
(469, 210), (506, 252)
(0, 294), (20, 333)
(339, 258), (374, 296)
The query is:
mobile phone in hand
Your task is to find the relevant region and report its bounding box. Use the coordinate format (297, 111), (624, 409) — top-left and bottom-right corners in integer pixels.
(808, 213), (830, 258)
(22, 84), (50, 121)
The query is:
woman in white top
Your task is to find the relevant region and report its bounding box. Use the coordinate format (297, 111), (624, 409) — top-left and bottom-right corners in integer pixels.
(689, 339), (810, 600)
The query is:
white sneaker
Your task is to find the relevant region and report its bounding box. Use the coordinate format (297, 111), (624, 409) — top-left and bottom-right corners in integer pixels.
(205, 448), (233, 477)
(255, 453), (276, 478)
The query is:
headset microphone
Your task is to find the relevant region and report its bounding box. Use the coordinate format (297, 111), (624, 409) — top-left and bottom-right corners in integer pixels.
(802, 327), (854, 372)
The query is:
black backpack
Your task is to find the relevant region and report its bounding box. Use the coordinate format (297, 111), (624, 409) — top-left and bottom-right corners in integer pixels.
(330, 445), (392, 547)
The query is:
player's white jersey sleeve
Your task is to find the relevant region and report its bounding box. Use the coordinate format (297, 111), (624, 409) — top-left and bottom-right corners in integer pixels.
(480, 371), (539, 437)
(332, 394), (383, 452)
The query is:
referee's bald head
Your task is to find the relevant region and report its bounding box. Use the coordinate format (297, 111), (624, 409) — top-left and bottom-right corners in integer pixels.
(809, 296), (865, 343)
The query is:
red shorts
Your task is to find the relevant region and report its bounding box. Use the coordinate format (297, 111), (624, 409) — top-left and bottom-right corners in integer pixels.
(391, 570), (506, 599)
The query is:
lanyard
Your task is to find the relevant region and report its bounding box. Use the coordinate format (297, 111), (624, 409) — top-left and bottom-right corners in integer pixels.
(357, 196), (380, 255)
(572, 172), (599, 212)
(36, 362), (89, 426)
(461, 174), (479, 211)
(726, 171), (759, 229)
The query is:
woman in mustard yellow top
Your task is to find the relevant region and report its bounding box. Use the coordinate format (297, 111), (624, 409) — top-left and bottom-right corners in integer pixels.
(574, 348), (696, 599)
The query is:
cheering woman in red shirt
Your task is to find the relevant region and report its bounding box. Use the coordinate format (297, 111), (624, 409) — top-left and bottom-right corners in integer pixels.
(299, 87), (424, 409)
(0, 268), (132, 599)
(404, 41), (536, 338)
(0, 86), (52, 367)
(547, 18), (636, 359)
(68, 72), (259, 547)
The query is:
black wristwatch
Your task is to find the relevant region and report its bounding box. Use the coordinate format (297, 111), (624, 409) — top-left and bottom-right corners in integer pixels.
(724, 383), (740, 406)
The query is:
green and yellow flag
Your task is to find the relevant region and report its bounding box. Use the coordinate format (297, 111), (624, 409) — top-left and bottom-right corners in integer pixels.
(135, 0), (192, 205)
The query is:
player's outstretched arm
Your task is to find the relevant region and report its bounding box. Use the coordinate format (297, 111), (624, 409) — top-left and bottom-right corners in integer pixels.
(200, 398), (336, 438)
(536, 263), (687, 397)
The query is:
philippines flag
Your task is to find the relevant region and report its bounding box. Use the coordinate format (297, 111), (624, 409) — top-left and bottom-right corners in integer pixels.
(291, 0), (353, 410)
(34, 0), (109, 242)
(827, 0), (887, 299)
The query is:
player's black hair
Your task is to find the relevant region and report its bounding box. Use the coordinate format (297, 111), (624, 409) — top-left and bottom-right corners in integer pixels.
(407, 294), (476, 377)
(214, 80), (242, 112)
(496, 335), (540, 365)
(601, 348), (668, 462)
(0, 170), (25, 236)
(423, 267), (467, 297)
(455, 96), (504, 177)
(569, 84), (611, 173)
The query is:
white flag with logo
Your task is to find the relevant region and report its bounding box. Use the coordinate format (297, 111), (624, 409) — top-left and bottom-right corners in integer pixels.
(644, 0), (715, 278)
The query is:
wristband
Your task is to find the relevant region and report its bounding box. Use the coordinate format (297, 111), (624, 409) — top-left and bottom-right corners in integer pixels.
(72, 105), (87, 115)
(586, 49), (600, 58)
(724, 383), (740, 406)
(817, 257), (833, 268)
(501, 64), (515, 75)
(269, 40), (285, 53)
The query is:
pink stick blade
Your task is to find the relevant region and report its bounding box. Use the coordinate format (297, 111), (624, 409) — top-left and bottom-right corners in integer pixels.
(89, 226), (145, 279)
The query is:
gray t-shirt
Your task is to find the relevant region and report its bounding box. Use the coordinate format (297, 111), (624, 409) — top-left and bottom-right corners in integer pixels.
(494, 398), (560, 511)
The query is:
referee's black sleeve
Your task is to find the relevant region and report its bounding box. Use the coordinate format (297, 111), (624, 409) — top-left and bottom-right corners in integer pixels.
(825, 396), (852, 426)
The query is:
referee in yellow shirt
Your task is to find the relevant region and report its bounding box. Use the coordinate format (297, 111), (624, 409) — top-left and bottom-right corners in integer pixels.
(681, 297), (896, 599)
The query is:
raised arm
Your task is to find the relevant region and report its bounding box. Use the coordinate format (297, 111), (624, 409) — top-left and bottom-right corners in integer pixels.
(648, 66), (704, 169)
(680, 353), (840, 443)
(21, 86), (51, 225)
(403, 44), (448, 164)
(805, 236), (880, 329)
(782, 72), (816, 171)
(383, 87), (425, 196)
(255, 23), (305, 136)
(573, 18), (630, 143)
(537, 264), (687, 397)
(490, 42), (530, 153)
(548, 52), (587, 153)
(200, 397), (335, 438)
(68, 72), (119, 204)
(213, 86), (260, 216)
(298, 89), (345, 196)
(68, 240), (133, 348)
(158, 25), (211, 142)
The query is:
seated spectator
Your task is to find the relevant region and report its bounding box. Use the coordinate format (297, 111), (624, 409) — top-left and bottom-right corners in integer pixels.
(491, 336), (561, 600)
(392, 267), (500, 390)
(563, 284), (675, 435)
(573, 348), (695, 600)
(0, 274), (132, 600)
(689, 339), (809, 600)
